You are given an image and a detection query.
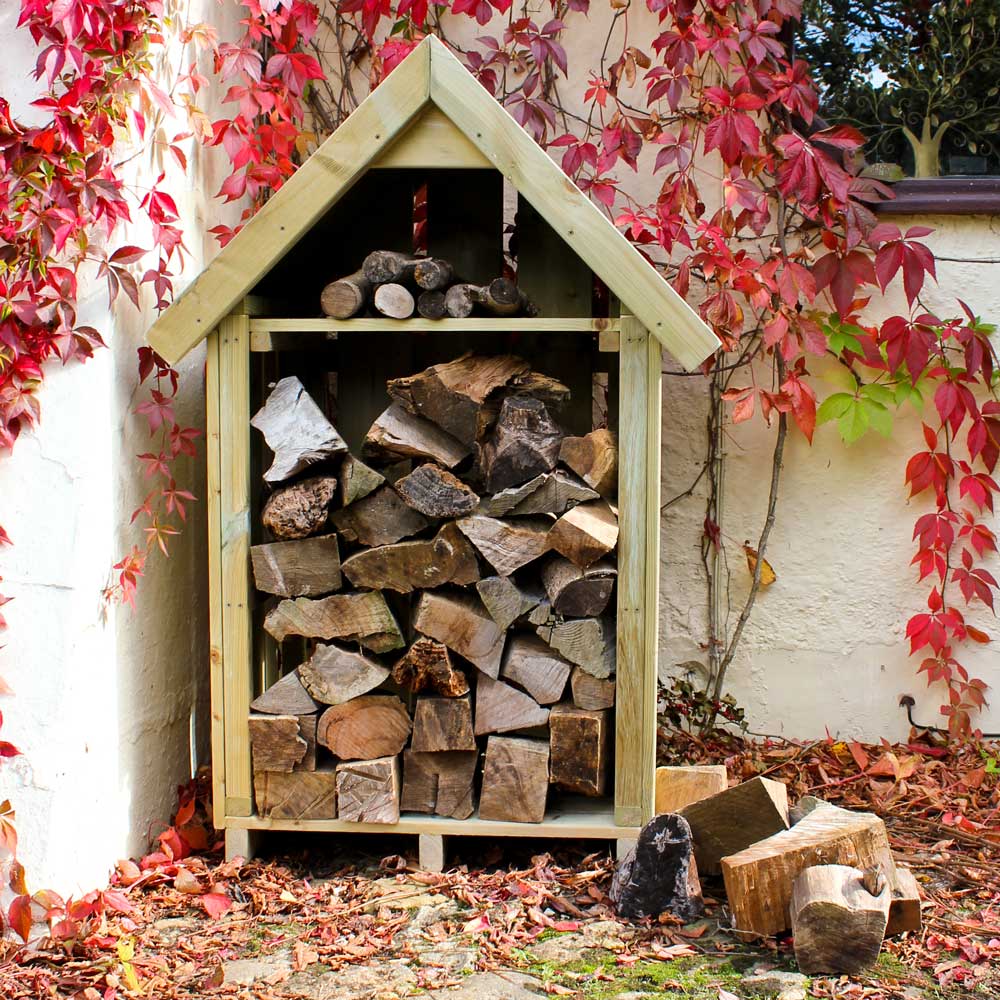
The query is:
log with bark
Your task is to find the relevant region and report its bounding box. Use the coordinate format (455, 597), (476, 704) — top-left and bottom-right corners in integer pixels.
(251, 376), (348, 482)
(400, 750), (476, 819)
(263, 475), (337, 540)
(373, 282), (415, 319)
(535, 617), (616, 678)
(362, 249), (420, 284)
(478, 736), (549, 823)
(251, 670), (320, 716)
(412, 257), (454, 290)
(330, 485), (429, 547)
(412, 591), (506, 678)
(570, 668), (616, 711)
(341, 522), (480, 593)
(416, 290), (448, 320)
(559, 428), (618, 497)
(395, 463), (479, 517)
(476, 576), (542, 631)
(455, 515), (551, 576)
(391, 638), (469, 697)
(251, 535), (341, 598)
(318, 695), (412, 760)
(339, 454), (384, 507)
(548, 703), (609, 796)
(548, 500), (619, 567)
(411, 694), (476, 752)
(474, 674), (550, 735)
(249, 713), (308, 773)
(298, 644), (390, 706)
(480, 395), (564, 493)
(336, 755), (401, 823)
(655, 765), (728, 815)
(263, 591), (404, 652)
(320, 270), (371, 319)
(541, 556), (616, 616)
(256, 767), (338, 820)
(444, 279), (535, 318)
(508, 370), (571, 410)
(500, 634), (572, 705)
(363, 403), (471, 469)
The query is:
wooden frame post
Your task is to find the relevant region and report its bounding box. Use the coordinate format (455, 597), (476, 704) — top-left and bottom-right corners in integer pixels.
(614, 315), (661, 828)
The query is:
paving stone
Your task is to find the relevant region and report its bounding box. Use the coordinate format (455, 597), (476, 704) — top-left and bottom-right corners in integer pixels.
(222, 952), (293, 985)
(742, 969), (809, 996)
(427, 970), (546, 999)
(283, 959), (418, 999)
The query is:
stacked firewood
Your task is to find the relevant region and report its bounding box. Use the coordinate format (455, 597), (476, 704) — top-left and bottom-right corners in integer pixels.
(247, 352), (619, 824)
(320, 250), (537, 320)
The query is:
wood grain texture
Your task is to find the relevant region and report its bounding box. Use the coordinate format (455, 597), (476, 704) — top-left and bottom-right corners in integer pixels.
(570, 668), (616, 711)
(249, 714), (307, 773)
(541, 556), (616, 616)
(339, 453), (384, 507)
(395, 463), (479, 517)
(364, 403), (470, 468)
(264, 591), (404, 652)
(319, 696), (412, 760)
(548, 500), (619, 568)
(250, 670), (320, 716)
(549, 703), (610, 797)
(480, 395), (564, 493)
(655, 765), (728, 815)
(505, 470), (599, 516)
(455, 515), (551, 576)
(412, 591), (506, 678)
(255, 767), (338, 820)
(411, 695), (476, 751)
(392, 638), (469, 697)
(478, 736), (550, 824)
(321, 269), (370, 319)
(536, 617), (616, 678)
(559, 429), (618, 498)
(373, 106), (491, 169)
(476, 576), (541, 631)
(887, 867), (922, 937)
(401, 750), (477, 819)
(299, 644), (390, 706)
(337, 756), (401, 824)
(262, 476), (337, 540)
(500, 634), (572, 705)
(474, 674), (550, 735)
(251, 535), (341, 598)
(331, 484), (429, 547)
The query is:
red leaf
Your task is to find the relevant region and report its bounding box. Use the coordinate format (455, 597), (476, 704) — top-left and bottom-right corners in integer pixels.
(202, 892), (232, 919)
(8, 895), (32, 942)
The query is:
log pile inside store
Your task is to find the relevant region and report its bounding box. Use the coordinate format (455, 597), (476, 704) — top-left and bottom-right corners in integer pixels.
(248, 352), (619, 824)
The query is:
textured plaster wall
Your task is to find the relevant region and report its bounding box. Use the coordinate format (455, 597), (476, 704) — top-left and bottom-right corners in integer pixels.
(0, 2), (242, 894)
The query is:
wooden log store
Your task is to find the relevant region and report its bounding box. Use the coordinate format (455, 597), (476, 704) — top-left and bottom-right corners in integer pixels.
(146, 36), (719, 869)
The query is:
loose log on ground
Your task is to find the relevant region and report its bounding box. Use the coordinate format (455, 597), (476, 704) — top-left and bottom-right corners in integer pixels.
(249, 714), (307, 773)
(886, 867), (922, 937)
(542, 556), (616, 616)
(363, 249), (420, 284)
(548, 500), (619, 568)
(480, 395), (564, 493)
(559, 429), (618, 498)
(255, 767), (338, 820)
(341, 522), (480, 594)
(392, 638), (469, 697)
(679, 776), (790, 876)
(250, 670), (320, 716)
(478, 736), (550, 824)
(321, 269), (371, 319)
(474, 674), (550, 736)
(263, 475), (337, 540)
(549, 703), (609, 796)
(299, 644), (390, 706)
(476, 576), (542, 631)
(339, 454), (384, 507)
(570, 668), (615, 711)
(331, 485), (429, 547)
(500, 635), (572, 705)
(363, 403), (471, 469)
(790, 865), (890, 974)
(373, 282), (415, 319)
(387, 353), (529, 448)
(264, 591), (404, 652)
(411, 695), (476, 752)
(395, 463), (479, 518)
(251, 535), (341, 598)
(721, 802), (895, 936)
(456, 515), (551, 576)
(412, 591), (506, 678)
(413, 257), (454, 290)
(318, 695), (412, 760)
(416, 290), (448, 319)
(336, 756), (401, 824)
(536, 617), (616, 678)
(400, 750), (476, 819)
(655, 765), (728, 815)
(251, 376), (348, 483)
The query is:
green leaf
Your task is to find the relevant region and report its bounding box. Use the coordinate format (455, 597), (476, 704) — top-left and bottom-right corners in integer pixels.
(863, 398), (893, 437)
(838, 398), (870, 443)
(817, 392), (856, 425)
(827, 327), (863, 357)
(820, 364), (858, 392)
(860, 383), (895, 407)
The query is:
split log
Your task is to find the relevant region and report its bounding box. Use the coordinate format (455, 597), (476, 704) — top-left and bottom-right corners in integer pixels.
(251, 376), (348, 482)
(250, 670), (320, 716)
(330, 485), (429, 547)
(363, 403), (470, 469)
(680, 776), (790, 875)
(392, 638), (469, 697)
(527, 599), (555, 627)
(476, 576), (542, 632)
(400, 750), (477, 819)
(340, 522), (480, 593)
(790, 865), (890, 974)
(411, 695), (476, 752)
(318, 695), (412, 760)
(455, 515), (551, 576)
(413, 257), (454, 290)
(570, 668), (616, 711)
(373, 282), (415, 319)
(444, 279), (535, 318)
(362, 249), (420, 284)
(387, 353), (529, 448)
(264, 591), (404, 653)
(548, 500), (619, 568)
(263, 475), (337, 540)
(255, 767), (338, 820)
(478, 736), (549, 823)
(339, 453), (384, 507)
(559, 429), (618, 498)
(541, 556), (616, 616)
(412, 591), (506, 678)
(336, 756), (401, 824)
(610, 814), (703, 921)
(480, 395), (564, 493)
(549, 703), (610, 796)
(249, 714), (307, 773)
(478, 471), (597, 517)
(251, 535), (341, 598)
(298, 644), (390, 705)
(320, 269), (371, 319)
(508, 370), (571, 410)
(416, 290), (448, 320)
(887, 867), (922, 937)
(297, 714), (318, 771)
(721, 802), (894, 936)
(395, 464), (479, 518)
(536, 618), (616, 678)
(474, 675), (550, 735)
(500, 635), (572, 705)
(655, 765), (728, 815)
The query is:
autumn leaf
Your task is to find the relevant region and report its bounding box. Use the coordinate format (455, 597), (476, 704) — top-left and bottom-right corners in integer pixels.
(202, 891), (232, 918)
(744, 544), (776, 587)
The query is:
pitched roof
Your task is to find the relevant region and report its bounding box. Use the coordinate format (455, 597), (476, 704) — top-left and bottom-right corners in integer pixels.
(146, 35), (719, 370)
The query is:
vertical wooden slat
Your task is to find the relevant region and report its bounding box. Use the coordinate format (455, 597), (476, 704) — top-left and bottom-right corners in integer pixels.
(205, 330), (226, 829)
(219, 310), (254, 817)
(615, 315), (657, 827)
